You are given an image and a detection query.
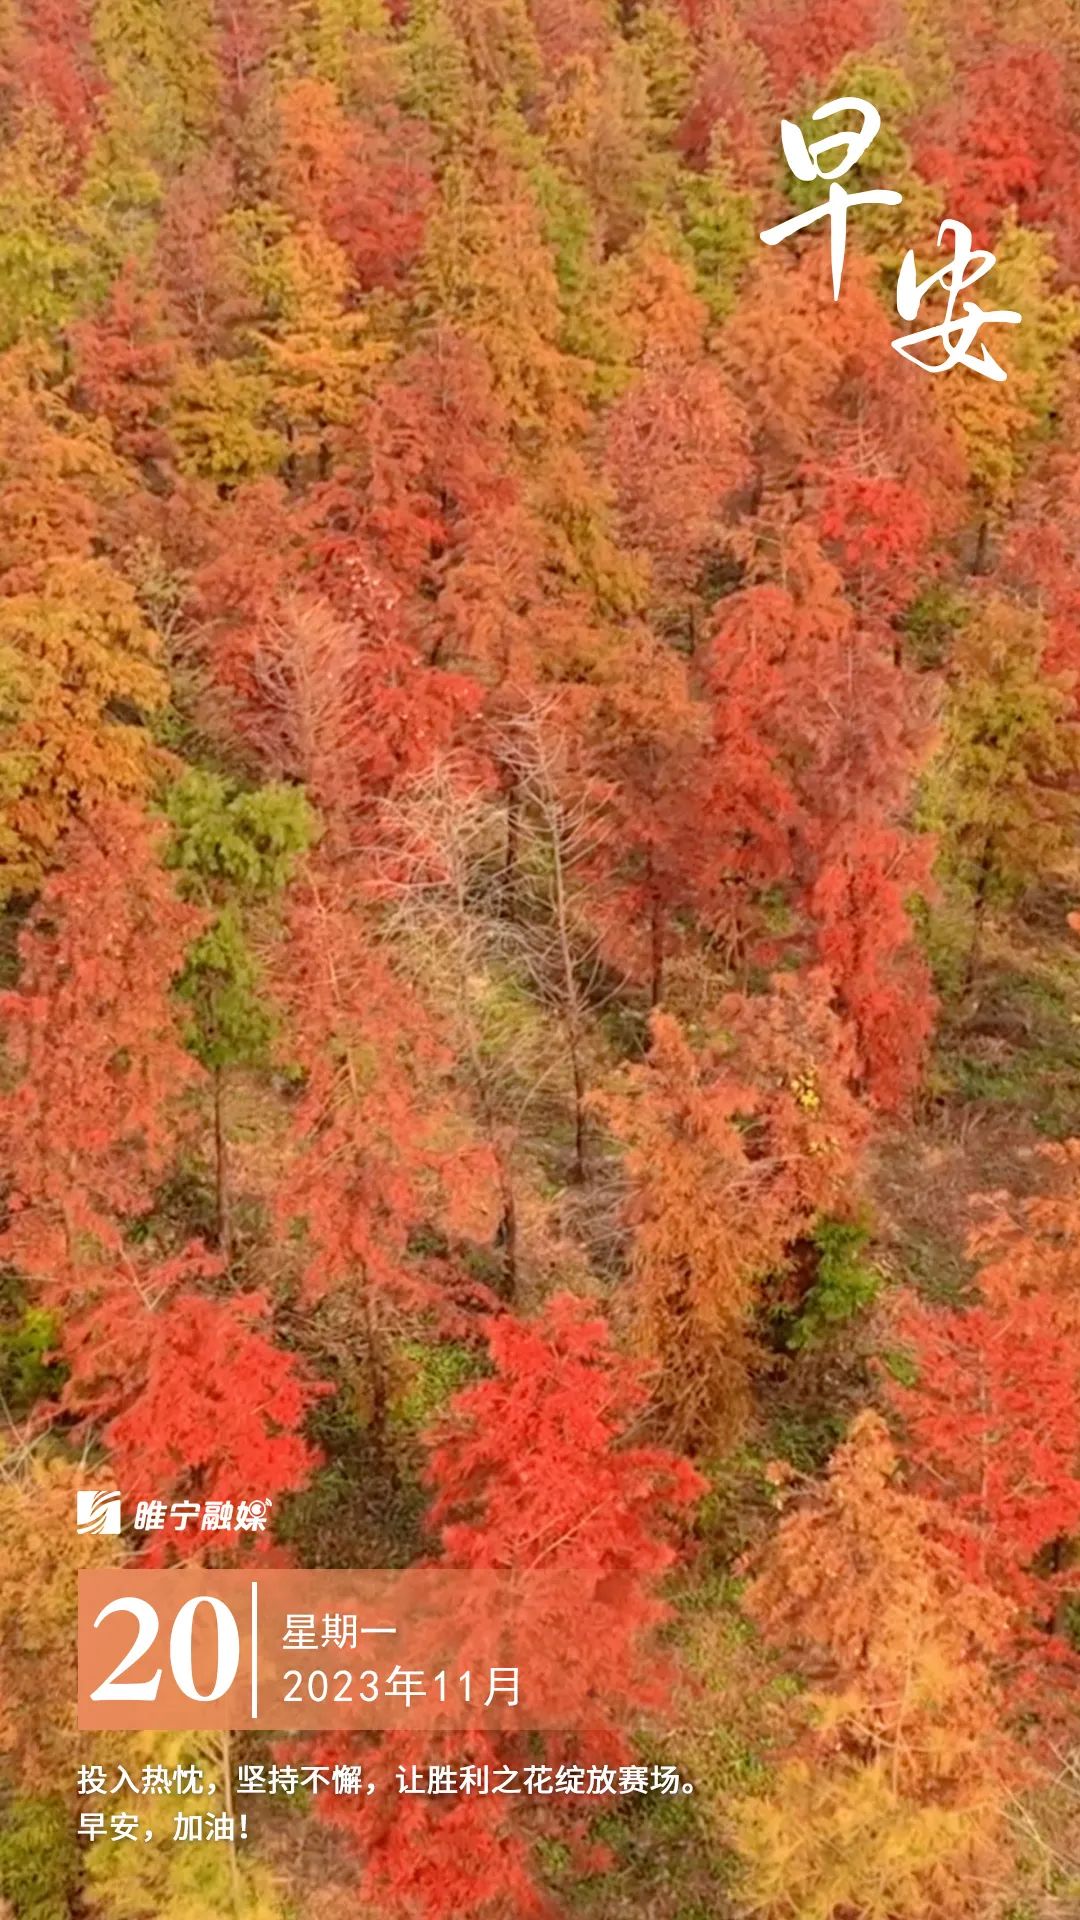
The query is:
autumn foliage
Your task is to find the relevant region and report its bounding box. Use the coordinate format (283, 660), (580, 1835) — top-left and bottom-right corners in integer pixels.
(2, 1), (1080, 1917)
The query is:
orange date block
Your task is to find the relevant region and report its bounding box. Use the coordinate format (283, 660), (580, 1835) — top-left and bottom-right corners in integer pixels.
(78, 1568), (633, 1731)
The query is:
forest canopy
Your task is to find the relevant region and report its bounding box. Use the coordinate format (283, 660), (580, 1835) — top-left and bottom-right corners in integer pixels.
(2, 1), (1080, 1916)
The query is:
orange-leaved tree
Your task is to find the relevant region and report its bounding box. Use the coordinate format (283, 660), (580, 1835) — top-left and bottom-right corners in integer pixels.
(0, 803), (321, 1555)
(594, 974), (867, 1447)
(314, 1293), (703, 1920)
(731, 1411), (1017, 1919)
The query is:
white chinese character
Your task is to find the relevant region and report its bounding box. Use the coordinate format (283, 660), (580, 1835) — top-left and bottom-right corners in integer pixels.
(892, 218), (1021, 380)
(140, 1765), (172, 1794)
(77, 1765), (107, 1795)
(322, 1613), (357, 1650)
(110, 1812), (140, 1841)
(169, 1501), (201, 1532)
(651, 1764), (681, 1794)
(523, 1765), (553, 1794)
(269, 1764), (298, 1795)
(427, 1766), (457, 1793)
(384, 1666), (425, 1706)
(485, 1667), (519, 1708)
(555, 1764), (585, 1793)
(79, 1812), (106, 1841)
(760, 96), (902, 299)
(133, 1499), (166, 1532)
(283, 1613), (317, 1650)
(300, 1766), (331, 1795)
(173, 1813), (204, 1841)
(236, 1765), (266, 1794)
(332, 1764), (365, 1794)
(201, 1500), (234, 1531)
(236, 1499), (271, 1532)
(619, 1766), (649, 1793)
(207, 1813), (235, 1841)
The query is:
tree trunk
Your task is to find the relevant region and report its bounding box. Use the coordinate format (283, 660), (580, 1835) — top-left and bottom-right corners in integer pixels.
(495, 1160), (518, 1301)
(649, 880), (664, 1009)
(213, 1064), (231, 1264)
(503, 782), (520, 897)
(361, 1280), (390, 1436)
(220, 1729), (241, 1912)
(569, 1033), (587, 1184)
(964, 839), (995, 992)
(548, 795), (588, 1181)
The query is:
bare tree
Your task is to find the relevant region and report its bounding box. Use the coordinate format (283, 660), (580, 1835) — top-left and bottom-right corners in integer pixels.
(376, 710), (616, 1293)
(378, 762), (537, 1299)
(495, 708), (615, 1182)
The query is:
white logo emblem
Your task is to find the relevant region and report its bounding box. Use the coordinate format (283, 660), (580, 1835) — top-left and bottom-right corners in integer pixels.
(76, 1490), (122, 1535)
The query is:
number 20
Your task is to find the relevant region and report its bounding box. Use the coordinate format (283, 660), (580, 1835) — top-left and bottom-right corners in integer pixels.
(90, 1596), (240, 1703)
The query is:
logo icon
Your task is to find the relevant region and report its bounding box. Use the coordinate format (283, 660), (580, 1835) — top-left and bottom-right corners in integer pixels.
(76, 1490), (122, 1535)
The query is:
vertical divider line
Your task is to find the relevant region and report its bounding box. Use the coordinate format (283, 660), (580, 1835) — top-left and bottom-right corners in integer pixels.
(250, 1579), (259, 1721)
